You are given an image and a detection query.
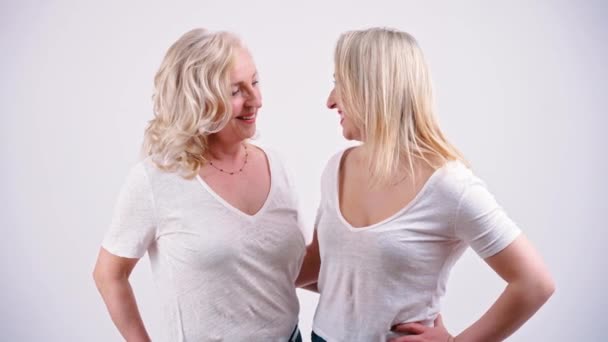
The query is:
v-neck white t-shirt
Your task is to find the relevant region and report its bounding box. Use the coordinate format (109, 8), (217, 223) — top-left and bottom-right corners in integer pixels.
(312, 149), (521, 342)
(102, 148), (306, 341)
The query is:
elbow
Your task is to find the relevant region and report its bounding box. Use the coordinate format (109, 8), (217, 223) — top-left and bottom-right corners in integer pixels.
(538, 276), (556, 302)
(93, 265), (120, 292)
(522, 274), (555, 306)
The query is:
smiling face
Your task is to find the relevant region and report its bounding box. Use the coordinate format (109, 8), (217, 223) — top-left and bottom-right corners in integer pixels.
(213, 47), (262, 144)
(327, 84), (362, 141)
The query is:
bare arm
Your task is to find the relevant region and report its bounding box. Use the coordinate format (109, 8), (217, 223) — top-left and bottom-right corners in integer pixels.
(455, 235), (555, 341)
(296, 229), (321, 291)
(394, 235), (555, 342)
(93, 247), (151, 342)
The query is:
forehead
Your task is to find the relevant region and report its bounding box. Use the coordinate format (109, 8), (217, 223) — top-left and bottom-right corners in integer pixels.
(230, 48), (256, 82)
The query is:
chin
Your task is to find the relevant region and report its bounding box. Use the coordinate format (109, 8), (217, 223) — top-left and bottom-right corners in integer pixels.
(342, 128), (359, 141)
(242, 126), (257, 139)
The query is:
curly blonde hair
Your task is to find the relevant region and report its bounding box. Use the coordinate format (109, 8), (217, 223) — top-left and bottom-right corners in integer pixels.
(334, 27), (465, 185)
(143, 28), (241, 178)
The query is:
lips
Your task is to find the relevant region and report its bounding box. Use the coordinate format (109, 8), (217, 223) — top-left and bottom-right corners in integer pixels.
(236, 113), (256, 124)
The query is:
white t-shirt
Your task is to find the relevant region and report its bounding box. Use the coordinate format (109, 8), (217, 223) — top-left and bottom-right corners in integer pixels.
(102, 147), (306, 341)
(312, 149), (521, 342)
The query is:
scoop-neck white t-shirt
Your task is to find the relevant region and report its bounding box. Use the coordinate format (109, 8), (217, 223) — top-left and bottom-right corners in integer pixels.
(312, 149), (521, 342)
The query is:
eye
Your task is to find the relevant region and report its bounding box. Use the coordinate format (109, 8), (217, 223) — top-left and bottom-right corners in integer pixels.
(252, 80), (259, 87)
(231, 88), (241, 96)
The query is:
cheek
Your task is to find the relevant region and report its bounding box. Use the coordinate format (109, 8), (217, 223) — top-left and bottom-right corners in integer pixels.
(231, 98), (243, 115)
(345, 116), (355, 128)
(345, 118), (362, 138)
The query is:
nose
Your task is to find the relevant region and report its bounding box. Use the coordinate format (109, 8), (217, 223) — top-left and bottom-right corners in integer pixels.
(245, 88), (262, 108)
(327, 88), (337, 110)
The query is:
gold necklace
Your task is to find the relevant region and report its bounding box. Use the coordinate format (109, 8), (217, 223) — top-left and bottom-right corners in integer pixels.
(207, 144), (248, 175)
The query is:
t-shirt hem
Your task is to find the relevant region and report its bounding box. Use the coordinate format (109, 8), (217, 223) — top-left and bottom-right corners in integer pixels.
(101, 241), (145, 259)
(478, 228), (522, 259)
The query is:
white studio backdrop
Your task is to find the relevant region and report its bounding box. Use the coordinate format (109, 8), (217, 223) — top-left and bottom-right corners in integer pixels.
(1, 0), (606, 341)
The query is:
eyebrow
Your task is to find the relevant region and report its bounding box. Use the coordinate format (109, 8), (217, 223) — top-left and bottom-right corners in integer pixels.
(231, 71), (258, 87)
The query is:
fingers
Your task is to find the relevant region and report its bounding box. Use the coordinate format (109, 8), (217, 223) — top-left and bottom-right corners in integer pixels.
(392, 322), (427, 334)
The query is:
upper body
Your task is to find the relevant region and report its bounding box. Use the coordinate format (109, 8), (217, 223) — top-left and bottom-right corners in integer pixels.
(93, 28), (306, 342)
(311, 147), (520, 341)
(103, 145), (305, 341)
(297, 27), (555, 342)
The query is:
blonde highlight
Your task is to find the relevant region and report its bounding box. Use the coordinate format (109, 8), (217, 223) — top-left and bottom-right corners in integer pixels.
(334, 28), (466, 185)
(143, 28), (242, 178)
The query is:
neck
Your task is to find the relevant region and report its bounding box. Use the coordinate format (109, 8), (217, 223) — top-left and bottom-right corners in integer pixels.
(206, 136), (245, 162)
(356, 143), (375, 163)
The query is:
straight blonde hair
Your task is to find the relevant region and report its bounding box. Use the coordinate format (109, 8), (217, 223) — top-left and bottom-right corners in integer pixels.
(334, 27), (465, 185)
(143, 28), (241, 178)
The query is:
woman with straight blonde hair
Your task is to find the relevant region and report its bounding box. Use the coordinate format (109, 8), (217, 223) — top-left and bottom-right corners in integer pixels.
(297, 27), (554, 342)
(93, 28), (305, 341)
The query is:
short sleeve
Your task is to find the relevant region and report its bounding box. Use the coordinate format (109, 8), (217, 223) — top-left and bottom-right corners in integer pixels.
(102, 163), (157, 258)
(453, 179), (521, 259)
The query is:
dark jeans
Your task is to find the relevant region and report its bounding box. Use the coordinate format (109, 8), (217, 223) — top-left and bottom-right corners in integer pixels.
(288, 325), (302, 342)
(311, 331), (326, 342)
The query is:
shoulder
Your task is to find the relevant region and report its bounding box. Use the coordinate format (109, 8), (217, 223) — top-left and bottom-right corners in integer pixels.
(247, 142), (299, 194)
(429, 160), (483, 203)
(248, 142), (289, 176)
(315, 146), (353, 198)
(123, 158), (154, 186)
(138, 156), (173, 180)
(322, 147), (353, 179)
(117, 158), (163, 197)
(130, 156), (190, 193)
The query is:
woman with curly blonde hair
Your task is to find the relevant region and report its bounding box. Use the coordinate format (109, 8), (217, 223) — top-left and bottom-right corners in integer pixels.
(93, 28), (305, 342)
(297, 27), (555, 342)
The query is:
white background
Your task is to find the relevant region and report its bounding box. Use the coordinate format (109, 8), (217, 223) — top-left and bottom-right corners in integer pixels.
(1, 0), (606, 341)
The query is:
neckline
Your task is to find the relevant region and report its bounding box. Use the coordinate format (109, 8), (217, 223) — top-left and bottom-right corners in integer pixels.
(195, 144), (274, 220)
(333, 148), (449, 232)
